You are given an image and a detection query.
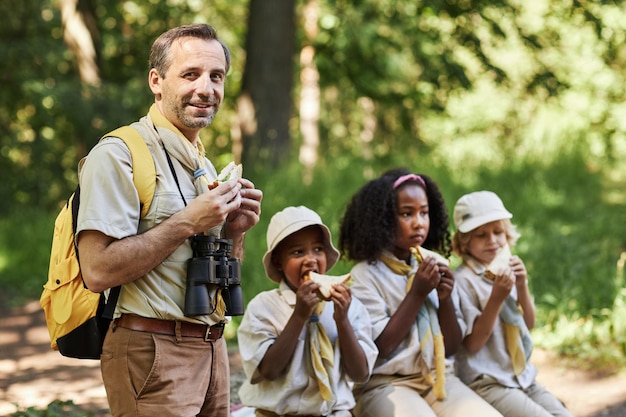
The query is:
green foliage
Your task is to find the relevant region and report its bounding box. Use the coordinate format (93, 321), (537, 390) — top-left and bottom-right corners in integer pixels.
(0, 208), (55, 308)
(313, 0), (626, 179)
(0, 0), (248, 216)
(534, 287), (626, 373)
(7, 400), (94, 417)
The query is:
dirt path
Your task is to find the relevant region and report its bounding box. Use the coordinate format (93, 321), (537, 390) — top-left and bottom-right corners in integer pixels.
(1, 300), (625, 416)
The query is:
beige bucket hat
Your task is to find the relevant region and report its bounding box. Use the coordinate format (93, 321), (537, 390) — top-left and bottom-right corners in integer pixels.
(262, 206), (340, 283)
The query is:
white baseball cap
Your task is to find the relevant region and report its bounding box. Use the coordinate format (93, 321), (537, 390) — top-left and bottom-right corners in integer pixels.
(262, 206), (340, 283)
(453, 191), (513, 233)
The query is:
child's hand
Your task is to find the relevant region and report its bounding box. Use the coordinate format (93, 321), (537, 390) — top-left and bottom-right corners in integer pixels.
(411, 257), (441, 297)
(509, 255), (528, 287)
(294, 280), (322, 319)
(436, 263), (454, 301)
(329, 283), (352, 321)
(491, 268), (514, 303)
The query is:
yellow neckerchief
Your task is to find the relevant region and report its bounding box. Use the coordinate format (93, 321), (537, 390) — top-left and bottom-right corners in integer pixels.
(308, 300), (335, 402)
(464, 255), (533, 376)
(149, 105), (226, 318)
(380, 249), (446, 400)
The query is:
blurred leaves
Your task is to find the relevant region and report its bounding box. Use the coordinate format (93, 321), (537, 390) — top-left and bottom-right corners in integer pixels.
(2, 0), (626, 214)
(0, 0), (247, 213)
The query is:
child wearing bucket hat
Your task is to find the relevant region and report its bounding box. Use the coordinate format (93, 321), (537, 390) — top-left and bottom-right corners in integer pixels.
(237, 206), (378, 416)
(451, 191), (573, 417)
(338, 168), (503, 417)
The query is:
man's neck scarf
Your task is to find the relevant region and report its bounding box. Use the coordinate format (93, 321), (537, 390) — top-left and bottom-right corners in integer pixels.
(148, 105), (226, 317)
(380, 250), (446, 400)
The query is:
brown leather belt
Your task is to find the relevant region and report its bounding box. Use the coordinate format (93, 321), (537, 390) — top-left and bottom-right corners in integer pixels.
(115, 314), (224, 341)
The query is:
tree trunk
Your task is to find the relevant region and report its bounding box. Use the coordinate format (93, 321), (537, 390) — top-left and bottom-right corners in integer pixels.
(238, 0), (296, 172)
(299, 0), (320, 185)
(60, 0), (100, 87)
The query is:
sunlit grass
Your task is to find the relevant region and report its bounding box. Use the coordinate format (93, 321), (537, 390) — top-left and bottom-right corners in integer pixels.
(533, 286), (626, 374)
(7, 399), (96, 417)
(0, 209), (54, 307)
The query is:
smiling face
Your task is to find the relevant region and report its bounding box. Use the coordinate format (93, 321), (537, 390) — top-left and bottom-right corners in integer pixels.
(149, 37), (226, 142)
(272, 226), (328, 292)
(466, 220), (508, 265)
(392, 184), (430, 261)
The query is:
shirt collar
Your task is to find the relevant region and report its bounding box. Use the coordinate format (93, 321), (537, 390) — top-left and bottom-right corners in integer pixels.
(148, 104), (187, 139)
(463, 255), (488, 276)
(278, 279), (297, 306)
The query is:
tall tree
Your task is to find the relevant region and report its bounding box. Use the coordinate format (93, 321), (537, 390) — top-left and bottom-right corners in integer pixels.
(60, 0), (100, 87)
(238, 0), (296, 171)
(299, 0), (321, 185)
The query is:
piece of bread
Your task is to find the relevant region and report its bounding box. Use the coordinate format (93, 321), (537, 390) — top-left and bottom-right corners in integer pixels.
(218, 161), (243, 181)
(306, 271), (351, 301)
(208, 161), (243, 190)
(484, 244), (511, 280)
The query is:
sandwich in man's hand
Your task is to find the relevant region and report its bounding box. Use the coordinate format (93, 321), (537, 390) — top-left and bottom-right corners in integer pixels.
(208, 161), (243, 190)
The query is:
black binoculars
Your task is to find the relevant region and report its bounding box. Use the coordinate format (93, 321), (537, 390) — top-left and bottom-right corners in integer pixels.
(184, 235), (244, 317)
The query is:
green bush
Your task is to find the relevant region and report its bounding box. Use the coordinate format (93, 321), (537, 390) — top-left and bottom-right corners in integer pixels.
(0, 208), (55, 308)
(7, 400), (94, 417)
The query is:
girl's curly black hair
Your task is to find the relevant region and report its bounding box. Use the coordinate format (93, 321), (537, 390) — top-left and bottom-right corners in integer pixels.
(338, 167), (451, 263)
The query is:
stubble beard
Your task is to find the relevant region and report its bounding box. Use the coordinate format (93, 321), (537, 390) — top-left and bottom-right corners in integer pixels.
(177, 105), (218, 129)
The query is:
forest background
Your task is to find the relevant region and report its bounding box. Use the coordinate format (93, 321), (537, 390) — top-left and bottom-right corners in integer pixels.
(1, 0), (626, 374)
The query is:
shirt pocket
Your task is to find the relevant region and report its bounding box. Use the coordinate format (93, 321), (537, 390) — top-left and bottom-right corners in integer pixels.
(143, 191), (192, 263)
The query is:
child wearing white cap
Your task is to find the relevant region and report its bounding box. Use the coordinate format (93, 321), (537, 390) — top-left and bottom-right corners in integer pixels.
(452, 191), (573, 417)
(237, 206), (378, 417)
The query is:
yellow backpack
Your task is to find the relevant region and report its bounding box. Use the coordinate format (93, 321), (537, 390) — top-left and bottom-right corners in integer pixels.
(40, 125), (155, 359)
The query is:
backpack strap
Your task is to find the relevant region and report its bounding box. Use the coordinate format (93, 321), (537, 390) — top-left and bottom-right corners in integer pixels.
(102, 285), (121, 320)
(102, 126), (156, 219)
(97, 126), (156, 319)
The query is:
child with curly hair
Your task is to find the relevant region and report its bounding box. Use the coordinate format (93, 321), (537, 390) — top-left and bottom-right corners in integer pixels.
(338, 168), (502, 417)
(451, 191), (573, 417)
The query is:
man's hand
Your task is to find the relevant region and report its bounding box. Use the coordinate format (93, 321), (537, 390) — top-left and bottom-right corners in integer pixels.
(224, 177), (262, 237)
(184, 177), (243, 234)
